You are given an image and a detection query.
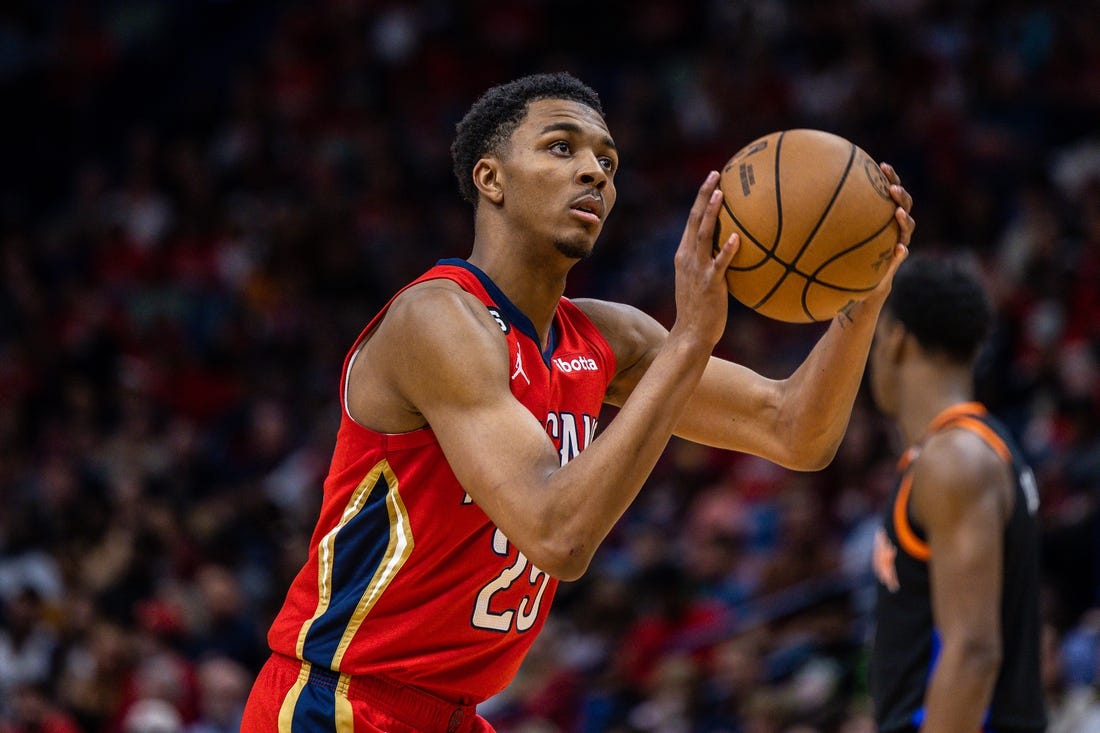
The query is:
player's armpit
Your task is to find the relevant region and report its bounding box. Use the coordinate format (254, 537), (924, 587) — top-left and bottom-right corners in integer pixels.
(573, 298), (789, 463)
(570, 298), (665, 406)
(347, 280), (514, 434)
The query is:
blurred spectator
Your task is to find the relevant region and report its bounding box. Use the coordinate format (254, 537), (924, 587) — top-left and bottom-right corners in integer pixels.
(56, 620), (133, 732)
(183, 564), (265, 673)
(185, 656), (249, 733)
(1043, 621), (1100, 733)
(755, 483), (841, 598)
(121, 700), (181, 733)
(0, 586), (60, 714)
(0, 682), (83, 733)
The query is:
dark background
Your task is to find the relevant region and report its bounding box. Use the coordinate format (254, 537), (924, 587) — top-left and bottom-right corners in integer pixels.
(1, 1), (1099, 731)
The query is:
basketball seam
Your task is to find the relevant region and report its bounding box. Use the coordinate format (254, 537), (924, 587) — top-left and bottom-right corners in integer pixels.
(806, 214), (897, 291)
(716, 198), (772, 269)
(751, 141), (858, 318)
(714, 132), (785, 272)
(713, 132), (783, 269)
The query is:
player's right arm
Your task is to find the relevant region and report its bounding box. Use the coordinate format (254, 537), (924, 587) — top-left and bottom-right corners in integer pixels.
(909, 429), (1013, 733)
(348, 172), (737, 581)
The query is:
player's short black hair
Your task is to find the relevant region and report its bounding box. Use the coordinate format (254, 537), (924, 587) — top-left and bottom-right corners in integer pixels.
(451, 72), (605, 207)
(885, 254), (993, 363)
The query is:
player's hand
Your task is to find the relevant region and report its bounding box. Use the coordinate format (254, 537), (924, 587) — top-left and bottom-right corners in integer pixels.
(670, 170), (739, 348)
(882, 162), (915, 249)
(863, 162), (914, 302)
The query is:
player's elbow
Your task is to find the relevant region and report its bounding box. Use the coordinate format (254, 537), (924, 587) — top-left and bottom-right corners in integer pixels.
(950, 635), (1004, 680)
(534, 540), (594, 582)
(770, 394), (842, 471)
(545, 556), (592, 582)
(798, 438), (842, 471)
(522, 531), (596, 582)
(774, 432), (841, 472)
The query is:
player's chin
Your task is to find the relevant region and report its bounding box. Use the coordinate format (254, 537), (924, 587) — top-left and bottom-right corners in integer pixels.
(553, 235), (596, 261)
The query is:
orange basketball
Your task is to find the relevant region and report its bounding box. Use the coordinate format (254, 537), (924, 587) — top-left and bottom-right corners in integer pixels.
(715, 129), (900, 323)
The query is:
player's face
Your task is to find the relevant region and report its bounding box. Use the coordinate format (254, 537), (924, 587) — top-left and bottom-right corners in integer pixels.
(869, 312), (899, 417)
(496, 99), (618, 259)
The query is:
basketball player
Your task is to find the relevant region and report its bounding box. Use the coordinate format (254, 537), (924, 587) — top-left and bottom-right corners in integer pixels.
(242, 72), (915, 732)
(868, 255), (1046, 733)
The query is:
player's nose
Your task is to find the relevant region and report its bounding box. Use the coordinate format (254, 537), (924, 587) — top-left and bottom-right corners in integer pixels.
(576, 152), (609, 189)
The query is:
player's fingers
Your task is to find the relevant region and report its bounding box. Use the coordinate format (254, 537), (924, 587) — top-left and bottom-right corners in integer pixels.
(895, 206), (916, 246)
(883, 243), (909, 279)
(880, 162), (914, 209)
(869, 243), (909, 297)
(695, 186), (724, 256)
(713, 232), (739, 272)
(889, 183), (913, 214)
(685, 171), (720, 235)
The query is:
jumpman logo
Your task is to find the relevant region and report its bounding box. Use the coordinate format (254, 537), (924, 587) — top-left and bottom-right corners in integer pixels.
(512, 349), (530, 385)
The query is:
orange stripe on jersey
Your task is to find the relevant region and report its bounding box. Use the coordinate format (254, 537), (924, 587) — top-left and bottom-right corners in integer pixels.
(893, 474), (931, 561)
(927, 401), (987, 431)
(893, 402), (1009, 564)
(942, 416), (1012, 463)
(896, 446), (918, 473)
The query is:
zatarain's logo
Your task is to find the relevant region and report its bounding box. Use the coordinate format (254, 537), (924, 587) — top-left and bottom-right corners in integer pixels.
(553, 354), (599, 373)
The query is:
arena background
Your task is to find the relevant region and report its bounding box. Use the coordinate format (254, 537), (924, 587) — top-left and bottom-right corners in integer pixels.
(1, 1), (1099, 731)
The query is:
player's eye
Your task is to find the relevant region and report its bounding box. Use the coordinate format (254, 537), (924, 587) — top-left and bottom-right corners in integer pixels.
(550, 141), (571, 155)
(599, 156), (616, 173)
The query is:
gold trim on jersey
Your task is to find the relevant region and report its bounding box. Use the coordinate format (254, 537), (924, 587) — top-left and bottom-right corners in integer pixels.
(335, 672), (355, 732)
(294, 459), (414, 668)
(277, 661), (311, 732)
(276, 661), (355, 733)
(332, 461), (413, 669)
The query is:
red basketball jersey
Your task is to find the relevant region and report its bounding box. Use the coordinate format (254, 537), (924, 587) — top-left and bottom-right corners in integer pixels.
(265, 259), (616, 705)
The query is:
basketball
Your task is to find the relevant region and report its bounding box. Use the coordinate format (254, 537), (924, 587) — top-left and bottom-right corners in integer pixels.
(715, 129), (900, 323)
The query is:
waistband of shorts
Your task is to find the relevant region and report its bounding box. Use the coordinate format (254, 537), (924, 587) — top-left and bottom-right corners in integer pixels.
(271, 653), (478, 733)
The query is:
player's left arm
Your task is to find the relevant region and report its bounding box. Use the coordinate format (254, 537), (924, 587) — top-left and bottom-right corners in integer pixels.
(580, 244), (904, 470)
(672, 239), (904, 470)
(586, 165), (914, 470)
(911, 430), (1014, 733)
(680, 163), (913, 469)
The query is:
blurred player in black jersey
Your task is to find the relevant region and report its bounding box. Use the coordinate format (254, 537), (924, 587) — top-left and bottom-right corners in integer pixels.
(867, 255), (1046, 733)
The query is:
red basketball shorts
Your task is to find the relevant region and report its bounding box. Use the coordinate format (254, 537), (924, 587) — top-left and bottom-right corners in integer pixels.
(241, 654), (495, 733)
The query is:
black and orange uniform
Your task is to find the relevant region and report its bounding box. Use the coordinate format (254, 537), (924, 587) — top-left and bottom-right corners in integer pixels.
(870, 402), (1046, 733)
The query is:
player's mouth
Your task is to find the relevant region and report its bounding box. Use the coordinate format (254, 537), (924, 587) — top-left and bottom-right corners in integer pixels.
(569, 194), (603, 224)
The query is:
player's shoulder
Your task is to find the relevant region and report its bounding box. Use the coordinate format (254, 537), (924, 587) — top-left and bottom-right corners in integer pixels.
(915, 427), (1012, 498)
(370, 279), (512, 378)
(571, 298), (667, 348)
(386, 278), (504, 339)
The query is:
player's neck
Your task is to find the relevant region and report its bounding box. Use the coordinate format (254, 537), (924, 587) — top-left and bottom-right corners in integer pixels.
(898, 362), (975, 446)
(468, 240), (571, 350)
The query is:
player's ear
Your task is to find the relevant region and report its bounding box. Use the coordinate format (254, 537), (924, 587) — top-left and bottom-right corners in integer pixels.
(473, 158), (504, 205)
(884, 320), (909, 364)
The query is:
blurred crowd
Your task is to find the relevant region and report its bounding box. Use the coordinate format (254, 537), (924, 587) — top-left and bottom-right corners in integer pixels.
(2, 1), (1099, 731)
